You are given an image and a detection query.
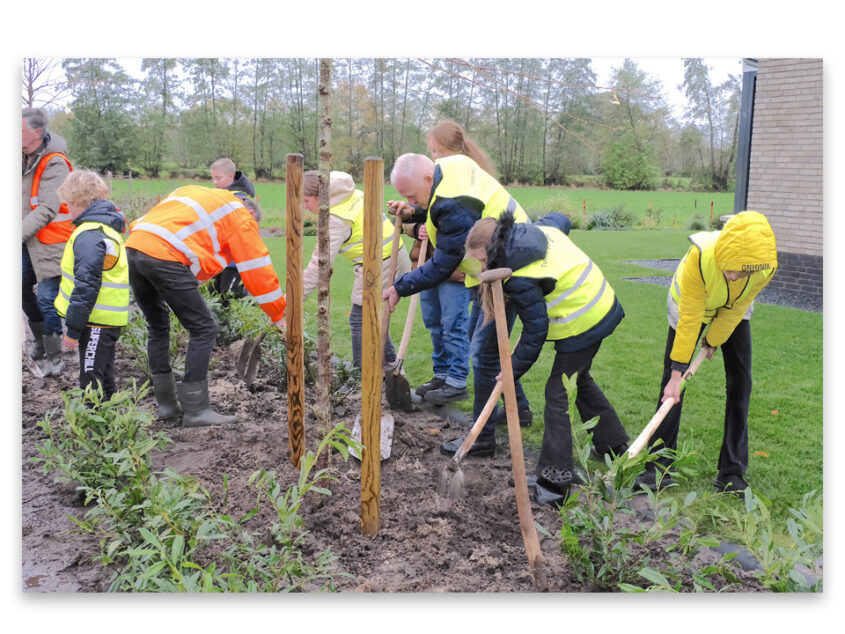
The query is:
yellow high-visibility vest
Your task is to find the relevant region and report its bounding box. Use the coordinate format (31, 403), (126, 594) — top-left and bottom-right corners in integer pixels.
(54, 222), (129, 327)
(332, 189), (395, 263)
(510, 227), (616, 341)
(424, 154), (528, 286)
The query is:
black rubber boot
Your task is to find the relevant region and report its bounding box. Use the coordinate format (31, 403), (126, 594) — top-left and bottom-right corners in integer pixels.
(42, 333), (65, 376)
(152, 372), (182, 420)
(176, 381), (237, 427)
(534, 466), (574, 508)
(28, 321), (46, 360)
(491, 406), (534, 428)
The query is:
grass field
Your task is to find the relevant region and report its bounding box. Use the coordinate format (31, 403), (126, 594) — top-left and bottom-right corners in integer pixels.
(109, 178), (735, 230)
(262, 228), (822, 541)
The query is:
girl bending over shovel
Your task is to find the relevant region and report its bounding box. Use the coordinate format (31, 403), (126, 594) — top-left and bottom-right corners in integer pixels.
(464, 212), (631, 507)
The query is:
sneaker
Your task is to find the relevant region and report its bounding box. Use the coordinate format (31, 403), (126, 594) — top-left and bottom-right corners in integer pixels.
(416, 377), (445, 397)
(424, 384), (468, 405)
(440, 435), (496, 458)
(491, 406), (534, 428)
(714, 473), (749, 498)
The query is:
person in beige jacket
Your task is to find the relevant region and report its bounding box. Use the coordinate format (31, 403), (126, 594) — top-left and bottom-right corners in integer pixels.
(22, 108), (73, 376)
(301, 171), (411, 370)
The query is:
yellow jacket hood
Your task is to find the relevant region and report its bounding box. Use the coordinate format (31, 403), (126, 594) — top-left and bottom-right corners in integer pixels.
(714, 211), (778, 273)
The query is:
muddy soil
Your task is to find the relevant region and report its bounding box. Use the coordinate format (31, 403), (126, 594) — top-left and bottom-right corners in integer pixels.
(20, 330), (762, 594)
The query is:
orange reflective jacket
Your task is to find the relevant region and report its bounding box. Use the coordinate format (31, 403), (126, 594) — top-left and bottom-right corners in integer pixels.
(31, 152), (74, 244)
(127, 186), (286, 321)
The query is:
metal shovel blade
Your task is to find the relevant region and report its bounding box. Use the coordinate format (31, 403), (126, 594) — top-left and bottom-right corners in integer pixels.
(384, 366), (413, 412)
(437, 460), (466, 498)
(236, 332), (267, 384)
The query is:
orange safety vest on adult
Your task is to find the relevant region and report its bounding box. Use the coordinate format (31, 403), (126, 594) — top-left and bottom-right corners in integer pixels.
(30, 152), (75, 244)
(126, 186), (286, 322)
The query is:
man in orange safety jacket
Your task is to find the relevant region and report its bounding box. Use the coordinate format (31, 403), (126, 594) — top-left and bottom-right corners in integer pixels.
(126, 185), (286, 426)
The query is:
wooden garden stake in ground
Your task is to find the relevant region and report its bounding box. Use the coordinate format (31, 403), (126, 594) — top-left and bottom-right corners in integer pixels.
(479, 268), (549, 591)
(315, 59), (333, 461)
(360, 157), (384, 537)
(285, 154), (305, 468)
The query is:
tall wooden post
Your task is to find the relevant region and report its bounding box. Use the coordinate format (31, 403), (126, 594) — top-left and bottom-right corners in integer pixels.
(286, 154), (306, 468)
(710, 200), (714, 220)
(315, 58), (333, 454)
(360, 157), (384, 536)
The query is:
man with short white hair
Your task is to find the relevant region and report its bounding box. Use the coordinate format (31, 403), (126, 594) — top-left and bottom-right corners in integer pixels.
(384, 152), (533, 457)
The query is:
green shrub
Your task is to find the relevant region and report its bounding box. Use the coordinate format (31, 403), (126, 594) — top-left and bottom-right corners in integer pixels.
(586, 205), (636, 230)
(685, 213), (708, 231)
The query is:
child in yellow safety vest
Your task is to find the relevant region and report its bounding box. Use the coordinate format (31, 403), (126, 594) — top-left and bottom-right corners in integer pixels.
(54, 171), (129, 400)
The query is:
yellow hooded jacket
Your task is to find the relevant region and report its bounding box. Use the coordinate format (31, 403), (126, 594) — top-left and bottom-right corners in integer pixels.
(670, 211), (777, 366)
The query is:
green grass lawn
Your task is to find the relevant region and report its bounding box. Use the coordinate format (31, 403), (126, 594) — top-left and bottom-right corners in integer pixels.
(109, 178), (734, 230)
(263, 228), (822, 539)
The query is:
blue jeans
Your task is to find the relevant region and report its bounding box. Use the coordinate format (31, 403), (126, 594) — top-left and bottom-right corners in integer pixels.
(469, 287), (530, 443)
(22, 245), (63, 335)
(419, 281), (470, 388)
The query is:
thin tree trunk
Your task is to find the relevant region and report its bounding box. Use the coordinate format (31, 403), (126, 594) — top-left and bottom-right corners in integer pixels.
(316, 58), (333, 461)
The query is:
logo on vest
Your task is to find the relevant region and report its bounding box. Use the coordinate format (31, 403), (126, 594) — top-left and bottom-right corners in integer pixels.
(741, 263), (771, 272)
(84, 327), (101, 373)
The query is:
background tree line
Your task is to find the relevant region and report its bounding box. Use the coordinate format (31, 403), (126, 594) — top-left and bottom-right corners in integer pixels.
(23, 57), (741, 192)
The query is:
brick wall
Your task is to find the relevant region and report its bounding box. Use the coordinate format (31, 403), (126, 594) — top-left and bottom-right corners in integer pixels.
(745, 58), (823, 299)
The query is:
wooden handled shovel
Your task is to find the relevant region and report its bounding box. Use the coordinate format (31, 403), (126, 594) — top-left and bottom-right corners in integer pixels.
(478, 267), (548, 591)
(627, 347), (709, 458)
(385, 238), (428, 413)
(380, 209), (405, 353)
(437, 380), (504, 498)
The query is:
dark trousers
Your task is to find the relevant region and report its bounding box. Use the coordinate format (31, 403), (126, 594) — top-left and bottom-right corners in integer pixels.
(651, 320), (752, 476)
(471, 290), (530, 444)
(538, 340), (629, 474)
(127, 249), (217, 383)
(348, 303), (396, 369)
(78, 326), (121, 399)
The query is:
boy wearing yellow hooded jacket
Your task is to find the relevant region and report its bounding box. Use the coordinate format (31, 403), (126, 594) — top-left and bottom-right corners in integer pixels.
(640, 211), (778, 497)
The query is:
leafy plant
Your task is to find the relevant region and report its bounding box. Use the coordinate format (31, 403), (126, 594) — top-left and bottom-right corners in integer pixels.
(554, 372), (741, 592)
(729, 489), (823, 592)
(33, 380), (171, 503)
(36, 385), (362, 593)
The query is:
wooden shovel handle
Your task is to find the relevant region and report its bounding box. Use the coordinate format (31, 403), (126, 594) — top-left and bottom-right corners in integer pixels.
(381, 211), (405, 351)
(627, 347), (709, 458)
(490, 278), (547, 590)
(452, 381), (504, 464)
(394, 238), (428, 370)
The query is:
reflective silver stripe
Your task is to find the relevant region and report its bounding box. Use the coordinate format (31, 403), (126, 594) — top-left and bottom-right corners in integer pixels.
(672, 275), (681, 298)
(253, 287), (284, 305)
(31, 196), (38, 206)
(236, 255), (273, 273)
(549, 278), (607, 325)
(58, 287), (128, 312)
(506, 196), (516, 214)
(546, 260), (593, 311)
(61, 269), (129, 289)
(340, 238), (363, 254)
(345, 233), (394, 264)
(166, 196), (241, 270)
(132, 222), (202, 276)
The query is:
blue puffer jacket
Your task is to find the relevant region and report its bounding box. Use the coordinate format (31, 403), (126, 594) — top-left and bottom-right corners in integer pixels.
(393, 165), (480, 296)
(488, 212), (623, 380)
(63, 200), (127, 340)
